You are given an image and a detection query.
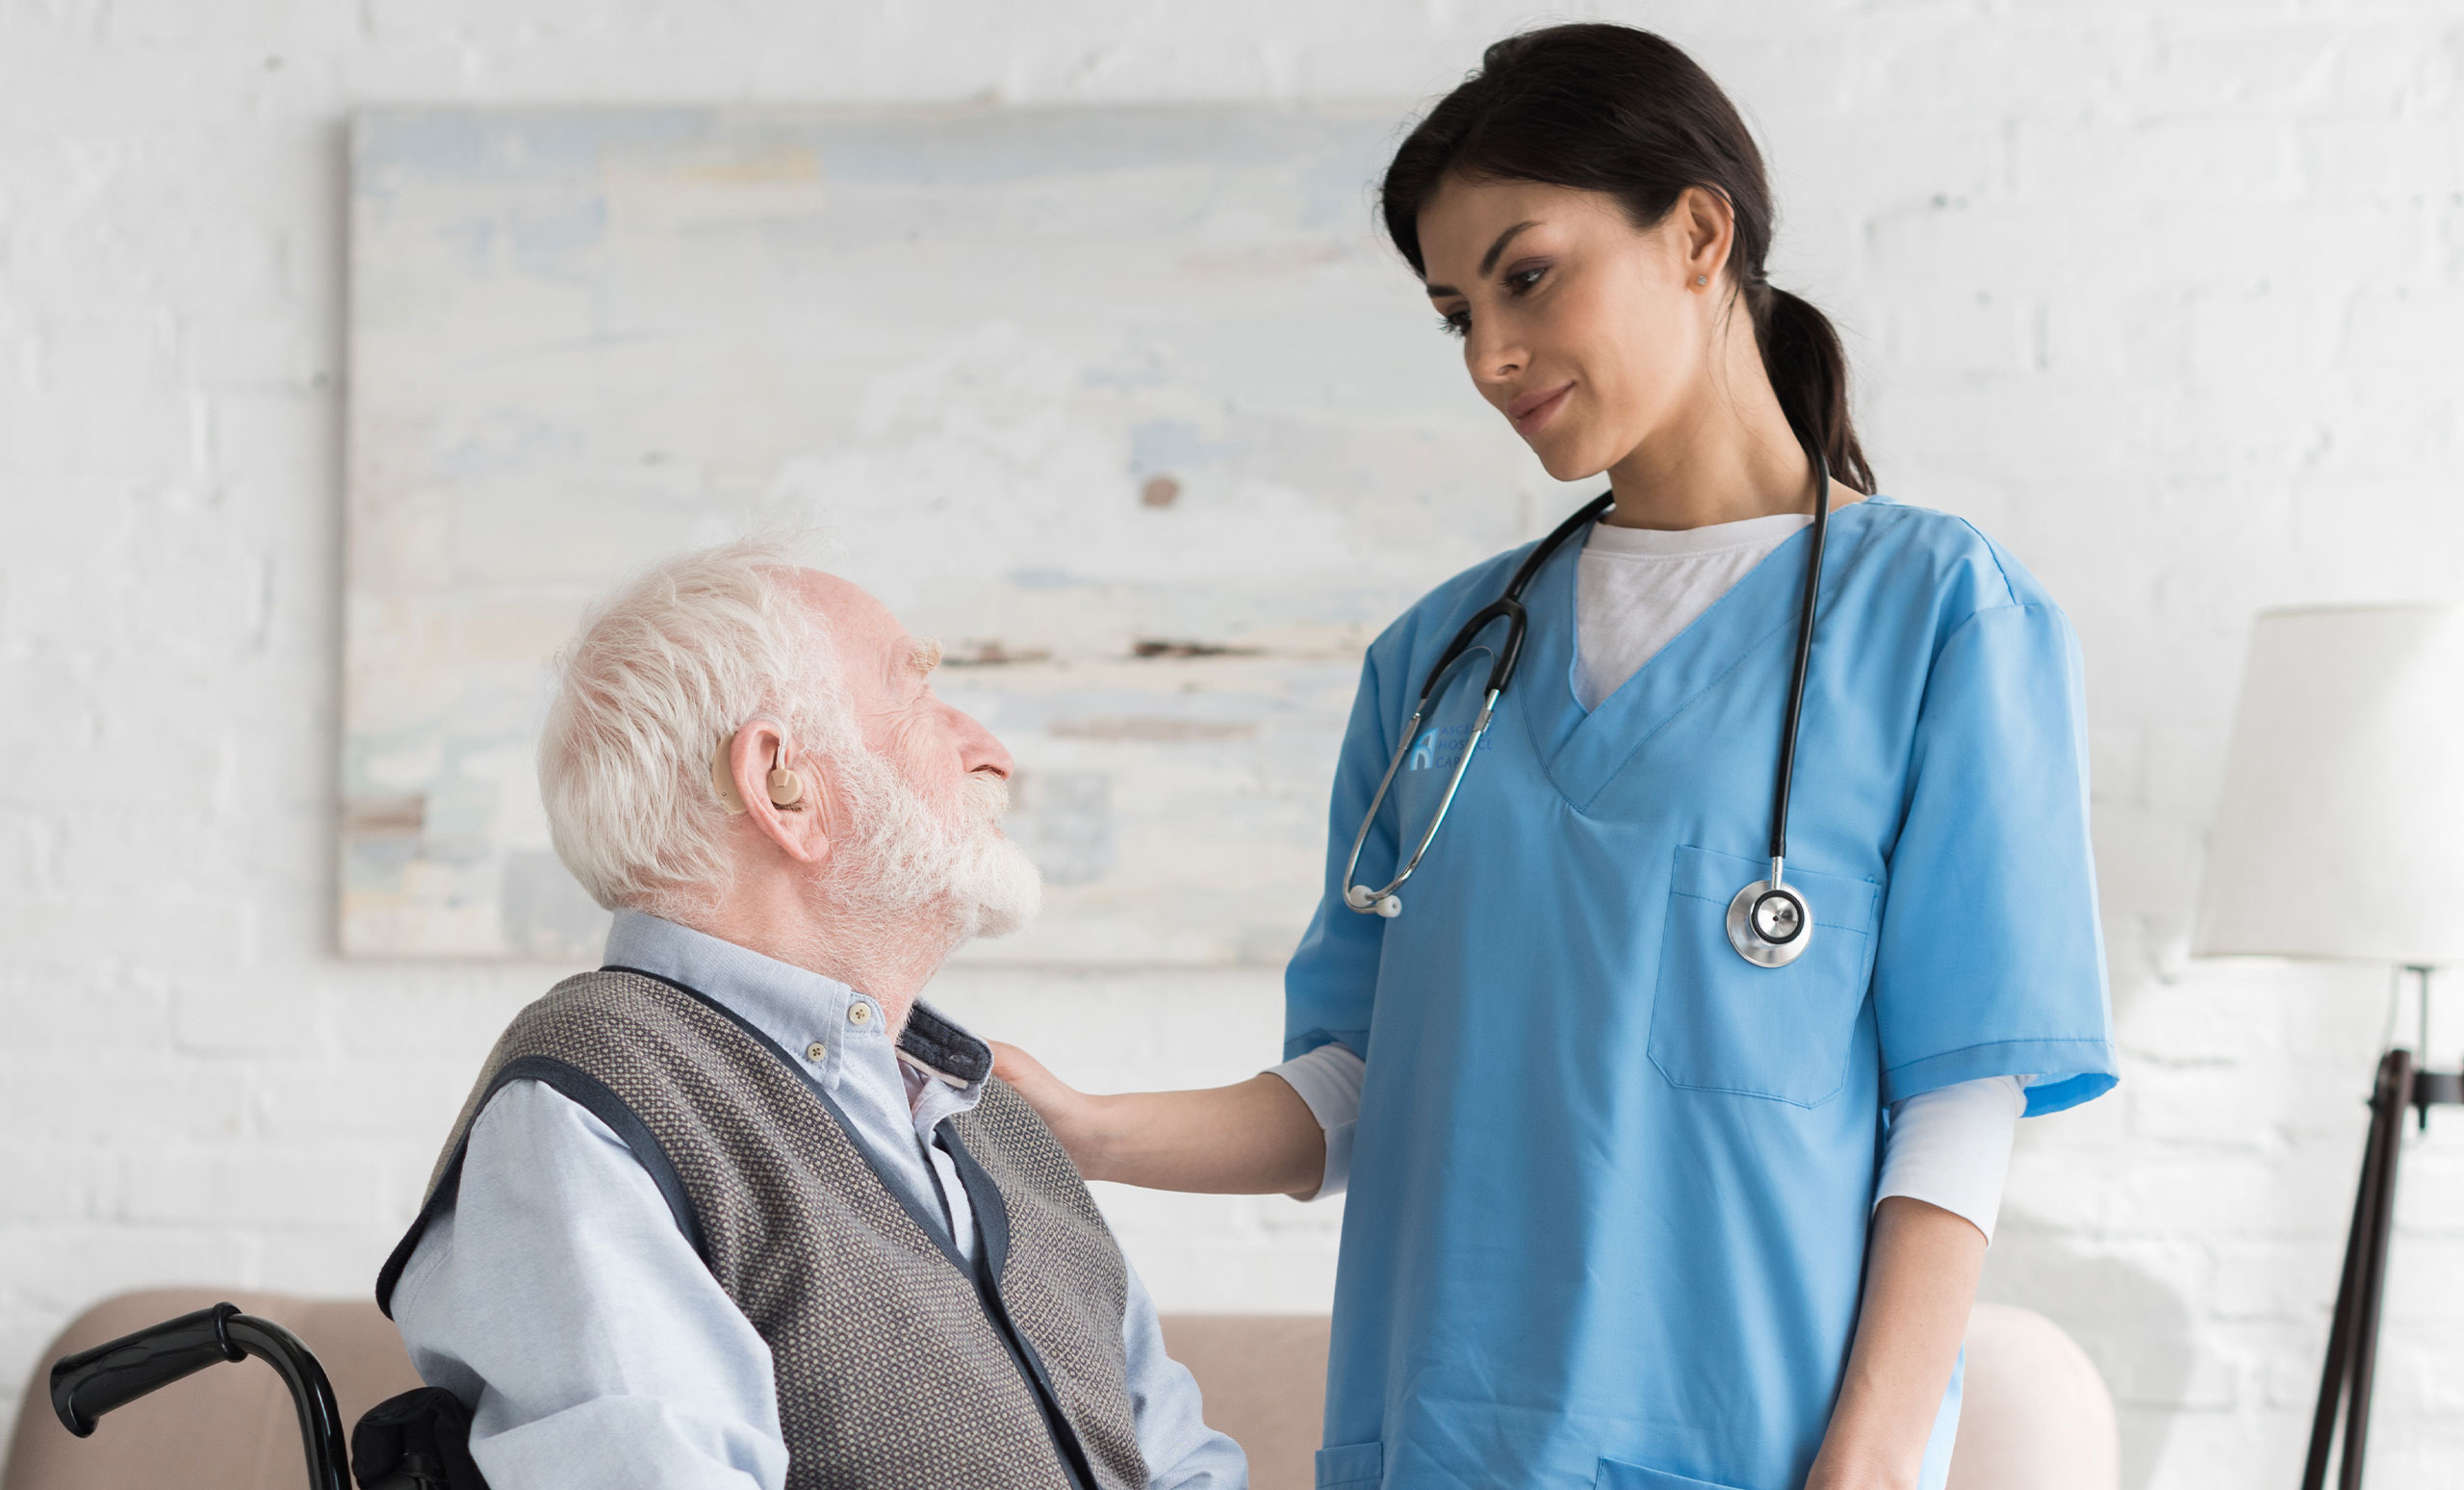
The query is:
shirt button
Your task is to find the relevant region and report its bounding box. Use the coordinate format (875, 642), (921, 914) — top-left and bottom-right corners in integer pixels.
(848, 1003), (872, 1026)
(805, 1041), (827, 1062)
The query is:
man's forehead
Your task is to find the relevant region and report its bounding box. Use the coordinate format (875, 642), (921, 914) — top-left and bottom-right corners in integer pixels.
(772, 567), (935, 681)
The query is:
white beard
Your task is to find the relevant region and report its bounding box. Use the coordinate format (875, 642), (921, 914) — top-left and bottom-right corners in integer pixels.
(825, 748), (1043, 942)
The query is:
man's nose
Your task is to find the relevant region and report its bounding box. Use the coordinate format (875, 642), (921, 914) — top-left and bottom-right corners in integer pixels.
(951, 705), (1014, 781)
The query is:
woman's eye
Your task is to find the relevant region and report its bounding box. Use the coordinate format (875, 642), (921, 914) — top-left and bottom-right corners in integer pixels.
(1505, 266), (1547, 295)
(1436, 310), (1470, 338)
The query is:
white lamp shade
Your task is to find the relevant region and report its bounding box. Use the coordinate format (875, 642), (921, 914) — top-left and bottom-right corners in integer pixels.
(2194, 604), (2464, 964)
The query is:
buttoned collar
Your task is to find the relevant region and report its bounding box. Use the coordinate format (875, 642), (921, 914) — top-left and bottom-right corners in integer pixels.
(603, 911), (989, 1125)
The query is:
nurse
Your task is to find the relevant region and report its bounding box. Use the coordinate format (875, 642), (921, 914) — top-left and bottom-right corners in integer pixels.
(996, 23), (2116, 1490)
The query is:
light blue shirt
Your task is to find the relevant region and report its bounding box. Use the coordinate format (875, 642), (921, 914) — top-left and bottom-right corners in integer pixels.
(393, 911), (1245, 1490)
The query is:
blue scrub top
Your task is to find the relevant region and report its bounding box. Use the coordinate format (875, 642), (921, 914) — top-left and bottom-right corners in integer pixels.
(1285, 498), (2117, 1490)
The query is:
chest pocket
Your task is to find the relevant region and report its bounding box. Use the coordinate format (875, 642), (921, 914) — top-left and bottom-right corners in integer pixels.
(1648, 844), (1883, 1107)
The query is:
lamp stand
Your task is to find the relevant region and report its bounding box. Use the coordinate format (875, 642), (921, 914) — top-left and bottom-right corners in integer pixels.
(2302, 968), (2463, 1490)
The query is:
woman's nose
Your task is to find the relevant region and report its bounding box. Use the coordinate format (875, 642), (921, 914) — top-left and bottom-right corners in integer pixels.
(1469, 325), (1525, 384)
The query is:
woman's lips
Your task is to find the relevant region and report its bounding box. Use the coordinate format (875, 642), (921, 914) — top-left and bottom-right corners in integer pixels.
(1508, 381), (1574, 436)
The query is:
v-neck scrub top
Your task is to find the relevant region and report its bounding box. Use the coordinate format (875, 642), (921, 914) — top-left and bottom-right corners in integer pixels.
(1283, 497), (2117, 1490)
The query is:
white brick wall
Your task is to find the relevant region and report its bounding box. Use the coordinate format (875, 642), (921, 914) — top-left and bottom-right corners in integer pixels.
(3, 3), (2460, 1485)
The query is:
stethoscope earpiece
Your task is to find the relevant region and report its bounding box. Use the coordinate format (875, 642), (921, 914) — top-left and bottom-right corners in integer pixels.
(1345, 885), (1404, 918)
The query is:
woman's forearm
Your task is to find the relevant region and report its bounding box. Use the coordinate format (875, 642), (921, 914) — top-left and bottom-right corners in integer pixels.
(1081, 1075), (1326, 1195)
(990, 1043), (1326, 1197)
(1806, 1196), (1987, 1490)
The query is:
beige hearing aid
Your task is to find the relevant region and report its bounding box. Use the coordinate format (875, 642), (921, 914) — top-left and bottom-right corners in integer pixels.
(766, 753), (804, 809)
(711, 737), (750, 814)
(711, 735), (806, 813)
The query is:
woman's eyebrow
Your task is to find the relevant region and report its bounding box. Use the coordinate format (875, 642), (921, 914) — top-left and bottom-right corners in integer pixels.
(1479, 219), (1540, 275)
(1424, 218), (1543, 299)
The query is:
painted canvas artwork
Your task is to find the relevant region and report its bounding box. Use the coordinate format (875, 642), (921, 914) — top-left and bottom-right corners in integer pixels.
(343, 106), (1575, 963)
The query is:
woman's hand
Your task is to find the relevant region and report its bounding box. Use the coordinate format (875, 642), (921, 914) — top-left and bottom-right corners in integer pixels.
(989, 1040), (1115, 1177)
(988, 1041), (1326, 1197)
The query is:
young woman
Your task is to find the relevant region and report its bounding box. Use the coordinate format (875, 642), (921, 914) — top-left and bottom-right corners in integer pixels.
(997, 25), (2115, 1490)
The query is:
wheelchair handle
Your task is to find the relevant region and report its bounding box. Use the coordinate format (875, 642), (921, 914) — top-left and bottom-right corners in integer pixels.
(50, 1301), (351, 1490)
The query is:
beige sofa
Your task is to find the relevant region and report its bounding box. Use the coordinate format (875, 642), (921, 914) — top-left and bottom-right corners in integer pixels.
(5, 1291), (2112, 1489)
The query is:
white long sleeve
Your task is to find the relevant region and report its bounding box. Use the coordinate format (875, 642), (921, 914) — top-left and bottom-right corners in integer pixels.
(1264, 1042), (1365, 1199)
(1267, 1045), (2024, 1243)
(1874, 1074), (2025, 1242)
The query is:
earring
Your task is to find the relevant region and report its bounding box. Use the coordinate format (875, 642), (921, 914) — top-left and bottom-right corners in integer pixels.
(1694, 275), (1708, 287)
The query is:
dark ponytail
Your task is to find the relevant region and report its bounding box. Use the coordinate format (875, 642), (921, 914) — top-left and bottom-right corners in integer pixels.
(1380, 24), (1873, 494)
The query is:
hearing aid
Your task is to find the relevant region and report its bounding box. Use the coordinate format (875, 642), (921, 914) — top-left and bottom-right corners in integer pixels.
(766, 753), (804, 809)
(711, 736), (807, 813)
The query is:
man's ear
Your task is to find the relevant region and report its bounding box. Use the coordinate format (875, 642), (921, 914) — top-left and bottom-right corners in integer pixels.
(720, 721), (836, 866)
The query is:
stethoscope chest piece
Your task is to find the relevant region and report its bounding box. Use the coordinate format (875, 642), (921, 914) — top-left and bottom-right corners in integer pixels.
(1726, 877), (1813, 968)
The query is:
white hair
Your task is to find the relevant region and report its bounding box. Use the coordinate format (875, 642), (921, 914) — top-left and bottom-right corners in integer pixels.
(539, 538), (851, 913)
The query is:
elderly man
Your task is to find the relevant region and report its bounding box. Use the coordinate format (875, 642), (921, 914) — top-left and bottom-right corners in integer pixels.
(377, 541), (1245, 1490)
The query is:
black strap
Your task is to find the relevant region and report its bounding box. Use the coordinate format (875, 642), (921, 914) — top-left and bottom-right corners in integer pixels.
(942, 1122), (1097, 1490)
(375, 1056), (706, 1318)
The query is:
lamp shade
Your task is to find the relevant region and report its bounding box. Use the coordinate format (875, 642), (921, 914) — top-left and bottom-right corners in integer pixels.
(2194, 604), (2464, 964)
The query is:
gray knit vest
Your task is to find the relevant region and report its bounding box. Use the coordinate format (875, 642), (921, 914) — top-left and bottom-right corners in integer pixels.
(377, 967), (1148, 1490)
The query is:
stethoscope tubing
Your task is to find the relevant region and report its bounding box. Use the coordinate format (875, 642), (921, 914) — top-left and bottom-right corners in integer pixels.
(1765, 448), (1833, 887)
(1342, 446), (1833, 938)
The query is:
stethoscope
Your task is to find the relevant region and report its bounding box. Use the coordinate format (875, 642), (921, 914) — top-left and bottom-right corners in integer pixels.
(1340, 448), (1834, 969)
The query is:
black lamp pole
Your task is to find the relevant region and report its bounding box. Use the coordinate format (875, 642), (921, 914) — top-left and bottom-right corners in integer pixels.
(2301, 966), (2461, 1490)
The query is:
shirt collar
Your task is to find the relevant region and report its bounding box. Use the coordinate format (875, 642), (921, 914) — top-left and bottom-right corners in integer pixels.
(602, 910), (990, 1122)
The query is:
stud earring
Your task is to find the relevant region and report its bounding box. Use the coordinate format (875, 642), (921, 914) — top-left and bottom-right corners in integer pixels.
(1694, 275), (1708, 287)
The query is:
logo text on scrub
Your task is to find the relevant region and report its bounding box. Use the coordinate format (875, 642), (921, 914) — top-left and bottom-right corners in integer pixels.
(1405, 725), (1484, 771)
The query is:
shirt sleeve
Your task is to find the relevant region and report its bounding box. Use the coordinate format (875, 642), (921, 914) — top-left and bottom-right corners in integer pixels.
(1264, 1043), (1366, 1200)
(1118, 1264), (1249, 1488)
(1284, 648), (1401, 1063)
(1871, 602), (2118, 1115)
(390, 1080), (789, 1490)
(1875, 1074), (2024, 1243)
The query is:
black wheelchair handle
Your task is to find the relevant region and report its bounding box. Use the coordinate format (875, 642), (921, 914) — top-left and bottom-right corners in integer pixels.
(50, 1302), (243, 1436)
(50, 1301), (351, 1490)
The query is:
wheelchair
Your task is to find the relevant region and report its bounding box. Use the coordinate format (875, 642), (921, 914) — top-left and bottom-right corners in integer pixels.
(45, 1301), (481, 1490)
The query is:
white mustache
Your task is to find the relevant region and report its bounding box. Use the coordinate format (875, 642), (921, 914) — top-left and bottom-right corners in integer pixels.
(961, 770), (1011, 828)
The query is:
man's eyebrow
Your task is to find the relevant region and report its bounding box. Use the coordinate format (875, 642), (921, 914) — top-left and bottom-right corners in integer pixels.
(1424, 219), (1542, 300)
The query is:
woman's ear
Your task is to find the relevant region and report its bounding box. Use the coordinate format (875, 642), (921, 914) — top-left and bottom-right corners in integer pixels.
(1674, 184), (1736, 286)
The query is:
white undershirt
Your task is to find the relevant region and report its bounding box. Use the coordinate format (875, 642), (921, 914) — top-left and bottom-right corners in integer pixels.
(1574, 511), (1811, 710)
(1270, 512), (2028, 1243)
